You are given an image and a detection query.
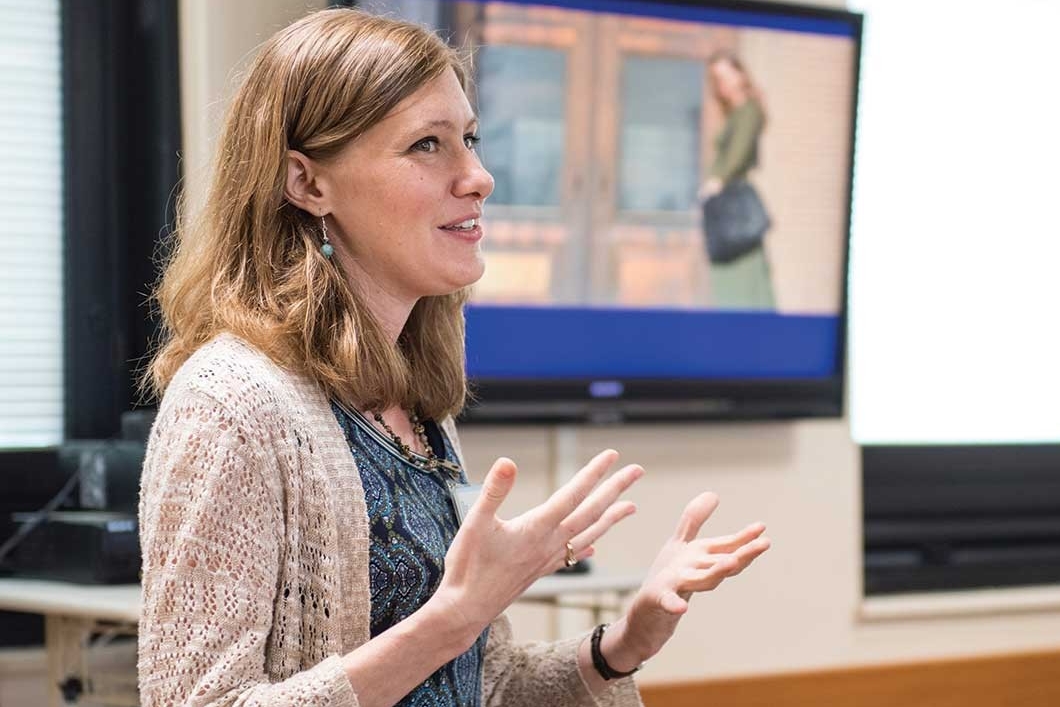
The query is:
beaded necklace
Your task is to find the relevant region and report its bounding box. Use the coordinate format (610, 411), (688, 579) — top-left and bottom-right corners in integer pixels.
(370, 410), (462, 478)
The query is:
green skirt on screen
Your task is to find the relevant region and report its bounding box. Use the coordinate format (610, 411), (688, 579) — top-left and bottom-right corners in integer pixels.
(710, 246), (775, 310)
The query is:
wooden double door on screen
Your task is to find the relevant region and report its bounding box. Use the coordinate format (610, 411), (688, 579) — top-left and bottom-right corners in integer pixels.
(450, 2), (738, 308)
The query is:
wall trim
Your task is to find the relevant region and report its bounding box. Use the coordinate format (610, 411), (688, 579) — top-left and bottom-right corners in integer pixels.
(860, 584), (1060, 622)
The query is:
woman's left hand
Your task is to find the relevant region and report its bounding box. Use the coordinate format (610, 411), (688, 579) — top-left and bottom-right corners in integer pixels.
(602, 492), (771, 670)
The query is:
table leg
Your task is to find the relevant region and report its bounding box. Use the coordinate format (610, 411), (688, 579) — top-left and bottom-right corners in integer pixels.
(44, 615), (65, 707)
(43, 616), (88, 706)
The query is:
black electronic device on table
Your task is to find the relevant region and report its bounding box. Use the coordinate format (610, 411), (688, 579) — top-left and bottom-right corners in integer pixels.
(0, 410), (153, 585)
(6, 511), (139, 585)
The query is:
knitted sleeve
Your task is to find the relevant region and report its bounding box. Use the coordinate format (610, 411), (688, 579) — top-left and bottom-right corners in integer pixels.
(481, 615), (643, 707)
(137, 388), (357, 707)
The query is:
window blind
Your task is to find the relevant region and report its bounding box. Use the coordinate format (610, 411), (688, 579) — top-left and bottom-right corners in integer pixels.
(0, 0), (63, 448)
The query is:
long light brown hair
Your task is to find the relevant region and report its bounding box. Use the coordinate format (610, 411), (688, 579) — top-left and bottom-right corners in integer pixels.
(708, 50), (768, 127)
(146, 9), (472, 420)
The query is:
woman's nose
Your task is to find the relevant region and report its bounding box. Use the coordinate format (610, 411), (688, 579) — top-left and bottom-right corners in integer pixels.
(455, 153), (495, 201)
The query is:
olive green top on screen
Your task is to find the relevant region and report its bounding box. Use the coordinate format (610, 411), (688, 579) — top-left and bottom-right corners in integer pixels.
(710, 100), (764, 184)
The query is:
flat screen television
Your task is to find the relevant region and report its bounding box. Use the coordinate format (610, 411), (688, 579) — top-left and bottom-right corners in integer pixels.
(395, 0), (863, 422)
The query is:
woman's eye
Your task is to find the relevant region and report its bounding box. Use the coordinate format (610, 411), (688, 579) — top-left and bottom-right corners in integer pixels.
(464, 134), (481, 150)
(413, 137), (439, 153)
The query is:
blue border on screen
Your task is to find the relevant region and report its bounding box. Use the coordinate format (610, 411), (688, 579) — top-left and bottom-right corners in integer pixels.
(465, 0), (857, 37)
(465, 305), (840, 379)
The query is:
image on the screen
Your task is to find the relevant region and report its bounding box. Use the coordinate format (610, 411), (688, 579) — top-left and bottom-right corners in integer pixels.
(430, 0), (856, 315)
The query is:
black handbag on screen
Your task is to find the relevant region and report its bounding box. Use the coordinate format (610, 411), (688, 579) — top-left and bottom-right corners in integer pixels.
(701, 180), (771, 264)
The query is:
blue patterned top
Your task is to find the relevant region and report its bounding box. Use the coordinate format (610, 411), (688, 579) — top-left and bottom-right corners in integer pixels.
(331, 402), (488, 707)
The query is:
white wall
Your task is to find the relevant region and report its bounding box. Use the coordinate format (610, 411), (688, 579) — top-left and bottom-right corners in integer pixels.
(176, 0), (1060, 687)
(179, 0), (328, 212)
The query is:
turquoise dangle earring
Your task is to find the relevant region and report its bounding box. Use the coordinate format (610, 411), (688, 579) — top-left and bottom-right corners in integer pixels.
(320, 214), (334, 259)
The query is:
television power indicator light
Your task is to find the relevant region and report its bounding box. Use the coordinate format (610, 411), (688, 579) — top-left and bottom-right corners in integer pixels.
(588, 380), (625, 398)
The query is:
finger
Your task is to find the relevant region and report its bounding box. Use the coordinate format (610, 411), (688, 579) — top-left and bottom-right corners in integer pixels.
(724, 537), (772, 576)
(678, 558), (738, 592)
(538, 449), (619, 524)
(691, 534), (770, 569)
(700, 522), (767, 554)
(468, 457), (517, 521)
(659, 589), (689, 616)
(678, 568), (728, 592)
(689, 537), (771, 584)
(559, 464), (643, 538)
(672, 492), (719, 542)
(570, 500), (637, 552)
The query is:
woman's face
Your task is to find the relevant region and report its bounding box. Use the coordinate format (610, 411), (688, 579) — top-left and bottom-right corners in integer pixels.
(710, 59), (747, 106)
(322, 67), (494, 304)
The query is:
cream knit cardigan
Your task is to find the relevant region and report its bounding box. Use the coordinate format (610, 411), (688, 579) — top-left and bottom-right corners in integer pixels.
(137, 334), (643, 707)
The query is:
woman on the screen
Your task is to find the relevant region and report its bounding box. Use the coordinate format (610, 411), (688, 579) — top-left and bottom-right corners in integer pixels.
(699, 51), (775, 310)
(136, 9), (770, 707)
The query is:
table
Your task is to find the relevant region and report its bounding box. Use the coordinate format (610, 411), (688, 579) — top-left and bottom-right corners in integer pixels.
(0, 571), (642, 706)
(0, 580), (140, 706)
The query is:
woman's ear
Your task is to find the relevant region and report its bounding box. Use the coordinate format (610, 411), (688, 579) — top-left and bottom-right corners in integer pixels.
(284, 150), (327, 214)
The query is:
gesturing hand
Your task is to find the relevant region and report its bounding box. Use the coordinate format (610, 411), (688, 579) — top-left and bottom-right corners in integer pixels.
(434, 450), (643, 635)
(613, 492), (770, 666)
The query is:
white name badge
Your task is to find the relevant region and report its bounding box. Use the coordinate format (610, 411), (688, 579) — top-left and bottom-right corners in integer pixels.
(446, 481), (481, 526)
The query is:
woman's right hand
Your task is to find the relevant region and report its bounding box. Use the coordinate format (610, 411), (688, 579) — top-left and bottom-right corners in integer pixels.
(698, 177), (724, 202)
(432, 450), (642, 640)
